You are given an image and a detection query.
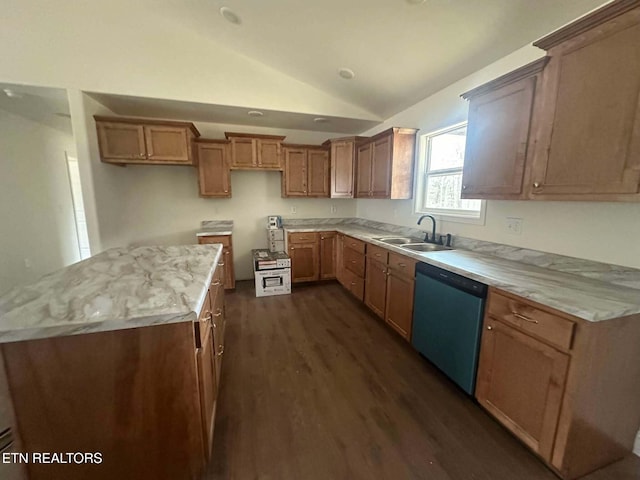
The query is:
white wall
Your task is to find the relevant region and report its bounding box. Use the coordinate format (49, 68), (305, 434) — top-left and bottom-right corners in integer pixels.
(0, 109), (79, 294)
(75, 100), (357, 279)
(357, 45), (640, 269)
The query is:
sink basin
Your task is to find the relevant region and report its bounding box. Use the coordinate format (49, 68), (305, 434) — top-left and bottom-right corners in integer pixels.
(373, 237), (420, 245)
(401, 243), (453, 253)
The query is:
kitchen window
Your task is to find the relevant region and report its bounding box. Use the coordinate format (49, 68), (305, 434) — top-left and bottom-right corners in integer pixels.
(414, 123), (485, 224)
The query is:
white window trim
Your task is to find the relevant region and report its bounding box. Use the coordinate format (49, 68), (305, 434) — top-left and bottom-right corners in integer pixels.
(413, 122), (486, 225)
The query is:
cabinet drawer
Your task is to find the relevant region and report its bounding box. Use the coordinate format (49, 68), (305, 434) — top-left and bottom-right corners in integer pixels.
(343, 268), (364, 301)
(199, 235), (231, 247)
(344, 236), (365, 254)
(388, 253), (417, 278)
(344, 247), (365, 278)
(487, 290), (575, 351)
(367, 243), (389, 263)
(288, 232), (319, 244)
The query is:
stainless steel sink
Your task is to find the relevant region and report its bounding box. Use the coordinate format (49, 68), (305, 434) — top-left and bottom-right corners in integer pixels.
(401, 243), (453, 252)
(373, 237), (420, 245)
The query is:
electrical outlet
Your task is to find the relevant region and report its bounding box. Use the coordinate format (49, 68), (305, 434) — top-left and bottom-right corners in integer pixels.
(330, 205), (337, 214)
(506, 217), (523, 235)
(24, 258), (32, 269)
(290, 206), (297, 214)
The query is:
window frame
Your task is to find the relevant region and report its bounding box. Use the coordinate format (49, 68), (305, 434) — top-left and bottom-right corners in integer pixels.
(413, 122), (486, 225)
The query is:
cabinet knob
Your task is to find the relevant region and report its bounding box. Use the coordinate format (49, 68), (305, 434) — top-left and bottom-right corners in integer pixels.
(462, 185), (467, 190)
(139, 153), (145, 158)
(487, 326), (493, 330)
(148, 153), (154, 158)
(533, 182), (541, 188)
(290, 247), (295, 250)
(224, 189), (228, 193)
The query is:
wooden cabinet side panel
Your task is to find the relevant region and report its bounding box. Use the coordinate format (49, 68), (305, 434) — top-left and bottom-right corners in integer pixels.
(2, 323), (204, 480)
(389, 131), (417, 199)
(197, 325), (217, 462)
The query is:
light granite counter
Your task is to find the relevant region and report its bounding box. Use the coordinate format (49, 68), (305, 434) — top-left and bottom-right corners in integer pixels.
(284, 224), (640, 323)
(197, 220), (234, 237)
(0, 245), (222, 344)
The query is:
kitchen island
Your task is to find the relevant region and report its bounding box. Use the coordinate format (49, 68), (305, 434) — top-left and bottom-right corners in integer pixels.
(0, 245), (225, 480)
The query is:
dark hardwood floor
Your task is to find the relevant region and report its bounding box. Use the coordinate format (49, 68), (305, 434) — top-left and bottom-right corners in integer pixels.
(205, 281), (640, 480)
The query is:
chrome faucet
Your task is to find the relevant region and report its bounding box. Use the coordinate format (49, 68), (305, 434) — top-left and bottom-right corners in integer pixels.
(417, 215), (437, 243)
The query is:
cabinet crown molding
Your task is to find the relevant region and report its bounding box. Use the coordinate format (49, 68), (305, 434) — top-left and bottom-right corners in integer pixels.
(93, 115), (200, 137)
(461, 57), (549, 100)
(533, 0), (640, 50)
(224, 132), (286, 141)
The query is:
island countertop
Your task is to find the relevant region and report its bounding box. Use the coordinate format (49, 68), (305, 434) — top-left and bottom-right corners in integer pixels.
(0, 245), (222, 344)
(284, 224), (640, 323)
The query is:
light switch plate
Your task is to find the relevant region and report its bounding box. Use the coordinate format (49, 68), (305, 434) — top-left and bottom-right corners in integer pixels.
(506, 217), (523, 235)
(330, 205), (337, 214)
(290, 206), (297, 214)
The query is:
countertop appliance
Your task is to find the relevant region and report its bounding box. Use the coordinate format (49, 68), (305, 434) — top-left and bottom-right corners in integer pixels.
(252, 249), (291, 297)
(267, 215), (282, 229)
(411, 263), (487, 395)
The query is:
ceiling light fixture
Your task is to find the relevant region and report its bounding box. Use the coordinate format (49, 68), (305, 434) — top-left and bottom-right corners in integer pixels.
(3, 88), (24, 99)
(313, 117), (328, 123)
(247, 110), (264, 117)
(220, 7), (241, 25)
(338, 68), (355, 80)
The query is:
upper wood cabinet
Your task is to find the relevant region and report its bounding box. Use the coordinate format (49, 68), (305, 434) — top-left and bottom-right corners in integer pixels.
(355, 128), (418, 199)
(195, 140), (231, 198)
(529, 3), (640, 200)
(225, 132), (285, 170)
(323, 136), (367, 198)
(460, 58), (547, 199)
(95, 116), (199, 166)
(282, 145), (329, 197)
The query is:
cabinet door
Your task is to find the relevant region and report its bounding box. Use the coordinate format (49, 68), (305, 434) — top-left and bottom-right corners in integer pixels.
(385, 270), (414, 340)
(476, 318), (569, 461)
(230, 138), (256, 168)
(371, 135), (392, 198)
(356, 142), (373, 197)
(531, 13), (640, 196)
(364, 258), (387, 319)
(197, 325), (217, 462)
(284, 148), (308, 196)
(462, 76), (536, 197)
(144, 125), (191, 164)
(331, 141), (355, 198)
(335, 234), (346, 286)
(97, 122), (146, 162)
(307, 149), (330, 197)
(197, 143), (231, 197)
(288, 241), (319, 283)
(319, 232), (336, 279)
(222, 247), (235, 290)
(257, 139), (282, 169)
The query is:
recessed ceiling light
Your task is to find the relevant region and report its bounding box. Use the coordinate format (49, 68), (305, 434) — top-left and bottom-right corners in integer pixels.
(3, 88), (24, 99)
(220, 7), (241, 25)
(313, 117), (328, 123)
(247, 110), (263, 117)
(338, 68), (355, 80)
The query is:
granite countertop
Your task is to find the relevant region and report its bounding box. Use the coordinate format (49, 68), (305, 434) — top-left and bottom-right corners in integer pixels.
(197, 220), (233, 237)
(284, 225), (640, 323)
(0, 245), (222, 344)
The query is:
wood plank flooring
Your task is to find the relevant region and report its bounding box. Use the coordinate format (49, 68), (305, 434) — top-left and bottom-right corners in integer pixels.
(205, 281), (640, 480)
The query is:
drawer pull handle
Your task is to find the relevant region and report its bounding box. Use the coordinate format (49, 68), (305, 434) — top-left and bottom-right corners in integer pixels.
(350, 282), (356, 285)
(351, 243), (356, 247)
(217, 345), (224, 356)
(351, 260), (356, 264)
(375, 253), (381, 257)
(512, 311), (538, 324)
(204, 313), (213, 323)
(398, 263), (406, 267)
(212, 280), (222, 286)
(219, 262), (225, 266)
(214, 309), (223, 317)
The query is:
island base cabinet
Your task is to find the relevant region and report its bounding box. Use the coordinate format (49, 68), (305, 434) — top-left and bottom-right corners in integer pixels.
(1, 322), (205, 480)
(475, 318), (569, 461)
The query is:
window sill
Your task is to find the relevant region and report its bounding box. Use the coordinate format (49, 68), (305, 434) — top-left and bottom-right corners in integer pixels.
(415, 202), (486, 225)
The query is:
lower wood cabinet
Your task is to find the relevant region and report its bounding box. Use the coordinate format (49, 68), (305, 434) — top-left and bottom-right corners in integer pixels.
(197, 310), (218, 462)
(476, 288), (640, 479)
(319, 232), (337, 279)
(288, 232), (320, 283)
(364, 257), (387, 318)
(198, 235), (236, 290)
